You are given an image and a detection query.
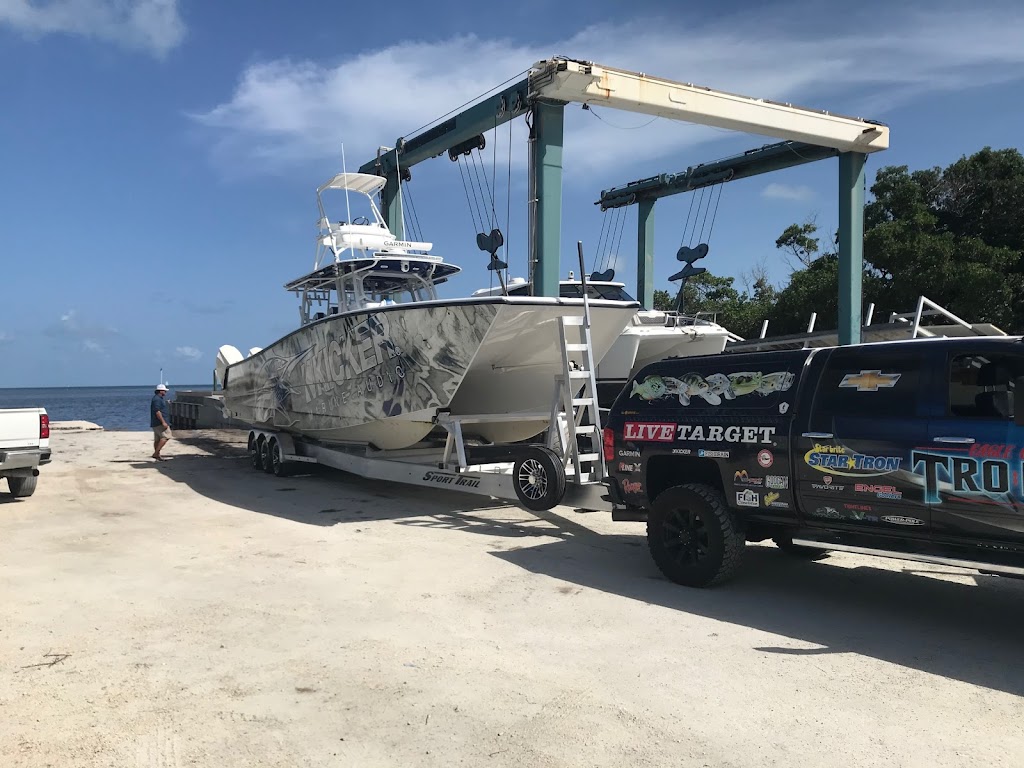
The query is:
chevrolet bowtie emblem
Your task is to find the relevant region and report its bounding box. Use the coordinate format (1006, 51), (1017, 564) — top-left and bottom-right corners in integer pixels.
(839, 370), (901, 392)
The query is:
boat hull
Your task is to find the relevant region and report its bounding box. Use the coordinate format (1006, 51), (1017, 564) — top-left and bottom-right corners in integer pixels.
(222, 298), (636, 449)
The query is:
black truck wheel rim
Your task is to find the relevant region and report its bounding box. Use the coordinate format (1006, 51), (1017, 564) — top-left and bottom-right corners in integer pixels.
(661, 508), (711, 565)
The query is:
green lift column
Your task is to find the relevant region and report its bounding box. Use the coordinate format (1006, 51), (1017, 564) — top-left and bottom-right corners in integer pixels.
(636, 199), (655, 309)
(531, 100), (564, 297)
(837, 151), (866, 345)
(381, 169), (404, 239)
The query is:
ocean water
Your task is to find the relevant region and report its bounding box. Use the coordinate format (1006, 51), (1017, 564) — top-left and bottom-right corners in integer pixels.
(0, 386), (210, 431)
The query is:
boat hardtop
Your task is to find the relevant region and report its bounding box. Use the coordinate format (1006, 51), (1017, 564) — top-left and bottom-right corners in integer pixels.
(286, 171), (465, 321)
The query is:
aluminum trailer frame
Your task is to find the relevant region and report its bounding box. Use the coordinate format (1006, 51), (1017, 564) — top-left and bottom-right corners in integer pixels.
(244, 412), (612, 513)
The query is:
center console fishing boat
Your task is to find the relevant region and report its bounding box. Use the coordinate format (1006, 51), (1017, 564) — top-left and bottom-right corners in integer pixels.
(215, 173), (639, 450)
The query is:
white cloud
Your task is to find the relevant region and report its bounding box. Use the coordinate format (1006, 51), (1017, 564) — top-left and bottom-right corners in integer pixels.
(0, 331), (12, 343)
(191, 6), (1024, 177)
(46, 308), (118, 341)
(0, 0), (185, 56)
(762, 183), (816, 202)
(83, 339), (103, 353)
(175, 345), (201, 361)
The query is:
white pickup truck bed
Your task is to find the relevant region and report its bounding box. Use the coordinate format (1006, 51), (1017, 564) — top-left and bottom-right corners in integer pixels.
(1, 407), (51, 497)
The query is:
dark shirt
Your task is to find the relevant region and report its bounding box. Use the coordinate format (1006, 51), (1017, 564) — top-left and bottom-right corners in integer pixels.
(151, 395), (169, 428)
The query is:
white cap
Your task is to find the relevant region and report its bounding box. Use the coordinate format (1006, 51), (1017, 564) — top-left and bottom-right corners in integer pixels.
(155, 384), (168, 391)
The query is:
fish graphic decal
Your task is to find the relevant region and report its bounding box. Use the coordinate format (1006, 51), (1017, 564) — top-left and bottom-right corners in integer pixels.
(252, 347), (314, 426)
(631, 370), (794, 406)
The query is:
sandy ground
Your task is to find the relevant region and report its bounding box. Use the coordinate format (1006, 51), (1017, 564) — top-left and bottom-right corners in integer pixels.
(2, 428), (1024, 768)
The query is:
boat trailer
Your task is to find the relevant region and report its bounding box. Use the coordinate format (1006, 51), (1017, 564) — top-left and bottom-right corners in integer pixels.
(241, 257), (613, 513)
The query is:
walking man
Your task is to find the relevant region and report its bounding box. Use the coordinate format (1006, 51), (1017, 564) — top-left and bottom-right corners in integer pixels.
(151, 384), (172, 461)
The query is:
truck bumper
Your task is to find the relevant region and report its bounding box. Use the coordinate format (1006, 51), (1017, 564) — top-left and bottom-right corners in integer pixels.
(0, 448), (51, 472)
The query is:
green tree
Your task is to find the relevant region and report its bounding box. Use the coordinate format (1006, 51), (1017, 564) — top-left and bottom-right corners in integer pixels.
(864, 148), (1024, 331)
(652, 272), (779, 339)
(653, 146), (1024, 338)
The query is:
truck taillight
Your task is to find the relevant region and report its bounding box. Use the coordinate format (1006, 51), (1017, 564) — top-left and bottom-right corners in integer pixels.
(602, 427), (615, 462)
(40, 413), (50, 439)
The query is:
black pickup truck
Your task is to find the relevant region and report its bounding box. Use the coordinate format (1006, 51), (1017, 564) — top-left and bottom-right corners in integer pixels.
(603, 337), (1024, 586)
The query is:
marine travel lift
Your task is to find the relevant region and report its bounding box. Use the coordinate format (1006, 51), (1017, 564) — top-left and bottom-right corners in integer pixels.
(360, 57), (889, 344)
(597, 139), (841, 307)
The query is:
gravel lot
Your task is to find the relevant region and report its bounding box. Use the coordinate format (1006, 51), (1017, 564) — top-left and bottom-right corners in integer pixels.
(2, 428), (1023, 767)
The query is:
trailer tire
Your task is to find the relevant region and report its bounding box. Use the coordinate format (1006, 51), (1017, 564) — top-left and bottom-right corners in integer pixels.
(249, 433), (262, 470)
(773, 535), (830, 560)
(260, 437), (274, 474)
(647, 483), (744, 587)
(270, 438), (289, 477)
(7, 474), (38, 497)
(512, 446), (566, 511)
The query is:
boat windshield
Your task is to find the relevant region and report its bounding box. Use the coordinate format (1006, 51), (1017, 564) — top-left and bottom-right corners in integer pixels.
(287, 256), (460, 324)
(560, 283), (637, 301)
(505, 281), (637, 301)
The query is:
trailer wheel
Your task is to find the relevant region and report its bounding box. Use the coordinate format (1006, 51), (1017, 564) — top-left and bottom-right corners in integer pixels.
(7, 474), (38, 497)
(512, 446), (566, 511)
(773, 535), (830, 560)
(647, 483), (744, 587)
(270, 438), (289, 477)
(260, 437), (275, 474)
(249, 434), (262, 470)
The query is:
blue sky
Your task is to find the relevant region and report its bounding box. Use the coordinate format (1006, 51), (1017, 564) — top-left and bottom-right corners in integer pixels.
(1, 0), (1022, 387)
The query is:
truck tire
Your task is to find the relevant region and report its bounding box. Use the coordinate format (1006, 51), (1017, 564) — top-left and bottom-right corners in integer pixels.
(7, 474), (38, 498)
(773, 535), (830, 560)
(647, 483), (744, 587)
(513, 446), (566, 511)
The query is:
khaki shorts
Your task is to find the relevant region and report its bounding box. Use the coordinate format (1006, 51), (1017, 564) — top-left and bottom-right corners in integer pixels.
(153, 426), (171, 440)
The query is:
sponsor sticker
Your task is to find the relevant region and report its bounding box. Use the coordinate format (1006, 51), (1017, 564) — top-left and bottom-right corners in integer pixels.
(854, 483), (903, 500)
(757, 449), (774, 469)
(736, 489), (759, 508)
(671, 448), (693, 455)
(763, 491), (789, 509)
(623, 422), (776, 444)
(766, 475), (789, 490)
(621, 479), (643, 495)
(618, 462), (639, 473)
(805, 443), (902, 477)
(734, 469), (764, 487)
(699, 449), (730, 459)
(882, 515), (924, 526)
(618, 449), (640, 459)
(813, 506), (842, 520)
(844, 502), (872, 511)
(623, 422), (675, 442)
(811, 474), (846, 492)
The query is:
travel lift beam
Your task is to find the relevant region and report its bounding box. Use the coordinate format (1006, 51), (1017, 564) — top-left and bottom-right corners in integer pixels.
(360, 58), (888, 342)
(598, 140), (839, 309)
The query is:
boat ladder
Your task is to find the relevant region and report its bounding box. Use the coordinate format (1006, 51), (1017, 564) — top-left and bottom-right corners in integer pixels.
(547, 247), (605, 485)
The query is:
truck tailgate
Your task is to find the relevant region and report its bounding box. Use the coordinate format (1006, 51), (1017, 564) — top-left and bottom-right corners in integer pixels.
(0, 408), (46, 450)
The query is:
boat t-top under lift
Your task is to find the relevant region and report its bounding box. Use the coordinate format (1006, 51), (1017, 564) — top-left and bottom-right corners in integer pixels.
(360, 57), (889, 344)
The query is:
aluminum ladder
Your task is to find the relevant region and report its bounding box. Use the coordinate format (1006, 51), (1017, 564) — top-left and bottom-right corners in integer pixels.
(547, 243), (605, 484)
